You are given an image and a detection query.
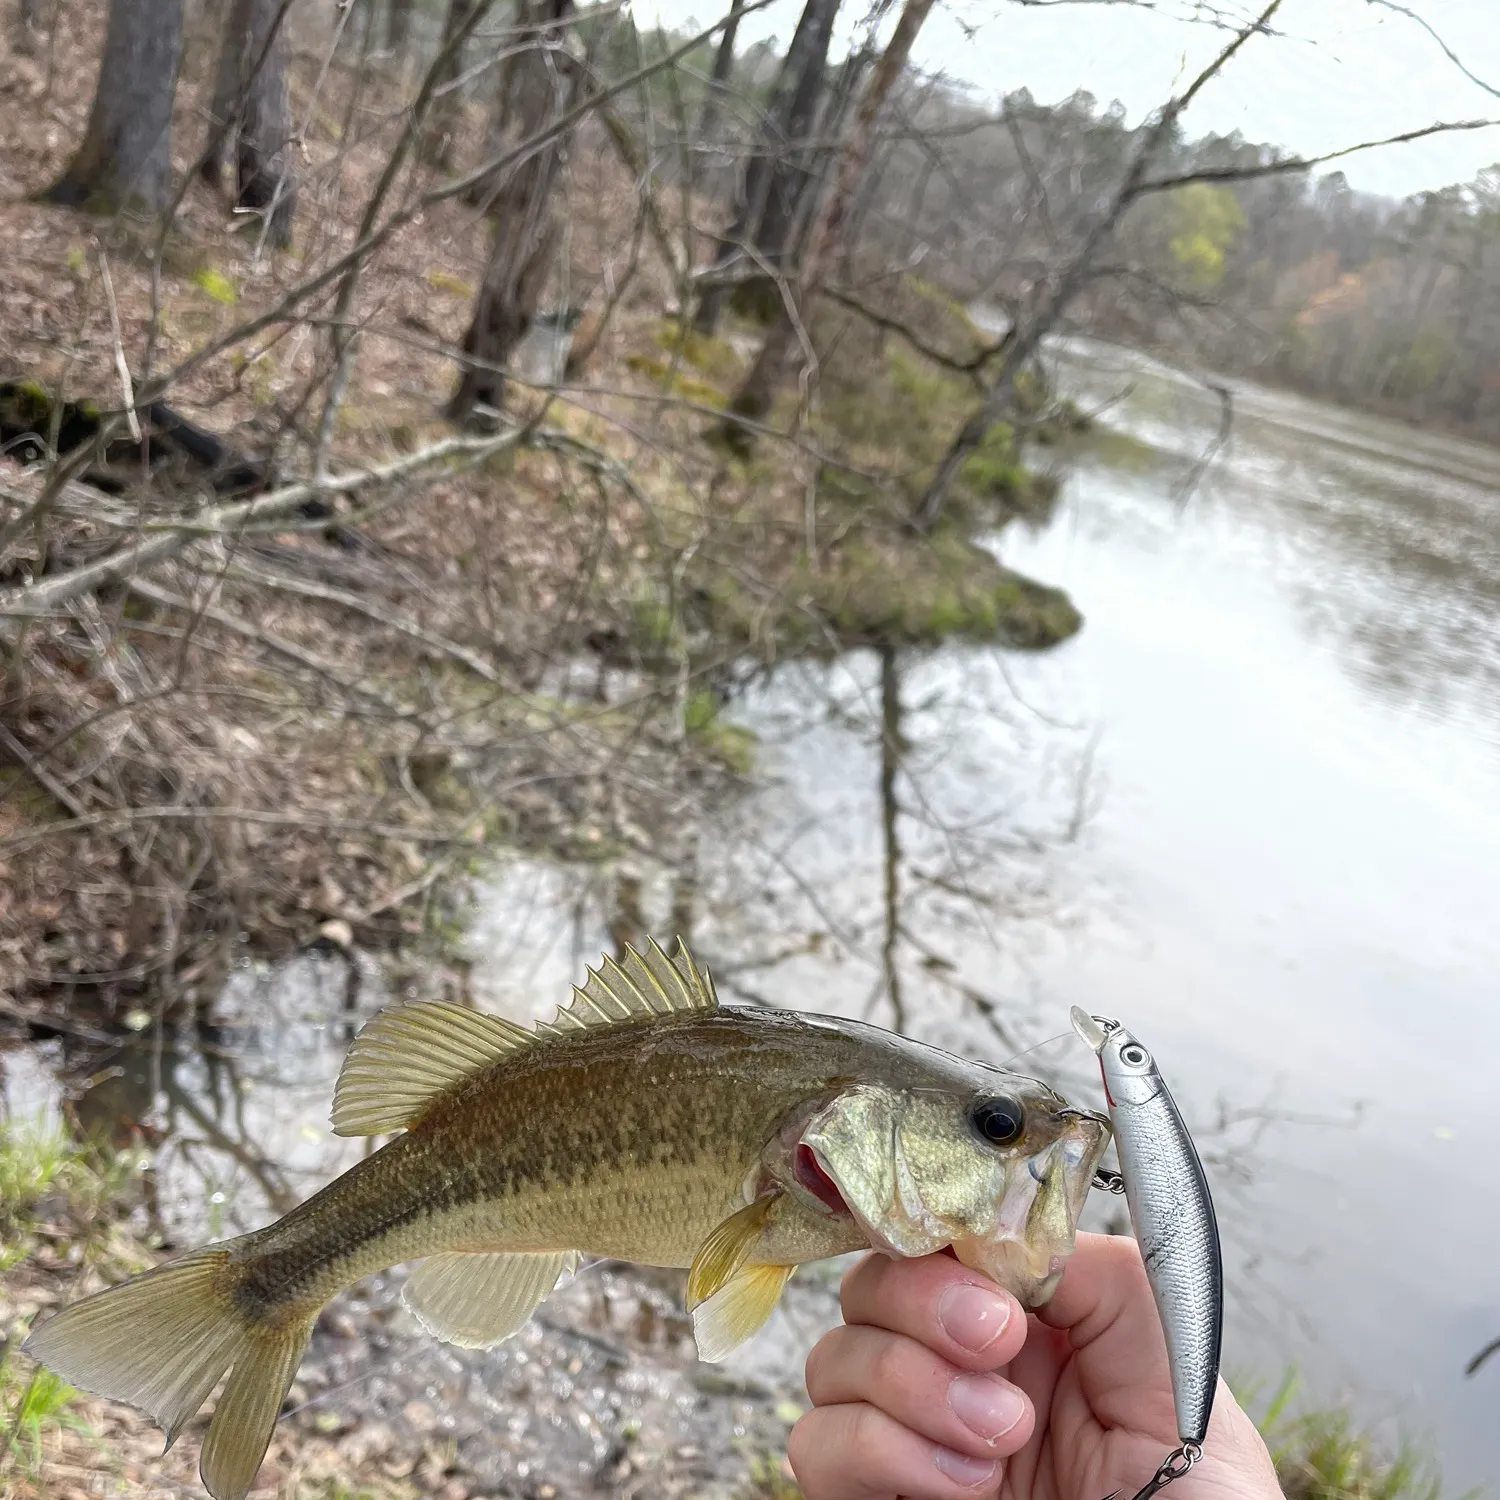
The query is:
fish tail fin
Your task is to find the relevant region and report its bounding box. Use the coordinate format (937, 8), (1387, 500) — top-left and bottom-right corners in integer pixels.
(198, 1314), (314, 1500)
(22, 1238), (314, 1500)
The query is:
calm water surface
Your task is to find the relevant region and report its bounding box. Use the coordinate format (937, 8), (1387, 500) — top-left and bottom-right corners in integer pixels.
(470, 341), (1500, 1484)
(6, 343), (1497, 1487)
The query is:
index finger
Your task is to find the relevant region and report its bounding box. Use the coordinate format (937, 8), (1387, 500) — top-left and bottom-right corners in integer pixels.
(839, 1253), (1030, 1372)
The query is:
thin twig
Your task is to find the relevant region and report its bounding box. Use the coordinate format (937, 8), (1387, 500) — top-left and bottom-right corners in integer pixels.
(96, 248), (141, 444)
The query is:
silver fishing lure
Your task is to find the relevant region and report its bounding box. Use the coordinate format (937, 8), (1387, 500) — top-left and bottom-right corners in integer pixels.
(1071, 1008), (1223, 1499)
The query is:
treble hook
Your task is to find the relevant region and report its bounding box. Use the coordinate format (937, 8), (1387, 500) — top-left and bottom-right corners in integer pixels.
(1102, 1441), (1203, 1500)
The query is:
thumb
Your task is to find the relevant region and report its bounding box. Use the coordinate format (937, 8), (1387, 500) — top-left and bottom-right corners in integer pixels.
(1036, 1232), (1178, 1443)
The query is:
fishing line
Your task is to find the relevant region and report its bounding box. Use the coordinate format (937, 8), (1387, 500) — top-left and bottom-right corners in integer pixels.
(281, 1353), (401, 1419)
(996, 1030), (1080, 1072)
(283, 1254), (628, 1419)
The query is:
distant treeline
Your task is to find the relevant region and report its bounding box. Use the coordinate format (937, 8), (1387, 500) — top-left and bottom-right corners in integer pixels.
(595, 6), (1500, 439)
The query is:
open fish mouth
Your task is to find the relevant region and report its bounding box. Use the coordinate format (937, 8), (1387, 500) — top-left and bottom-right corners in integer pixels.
(792, 1095), (1110, 1306)
(794, 1142), (854, 1216)
(953, 1112), (1111, 1303)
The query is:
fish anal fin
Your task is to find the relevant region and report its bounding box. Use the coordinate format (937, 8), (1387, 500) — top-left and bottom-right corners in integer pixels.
(331, 1002), (532, 1137)
(686, 1195), (777, 1309)
(536, 938), (717, 1037)
(403, 1250), (579, 1350)
(691, 1263), (794, 1364)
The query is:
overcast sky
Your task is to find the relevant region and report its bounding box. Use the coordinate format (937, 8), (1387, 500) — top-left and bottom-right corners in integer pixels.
(638, 0), (1500, 200)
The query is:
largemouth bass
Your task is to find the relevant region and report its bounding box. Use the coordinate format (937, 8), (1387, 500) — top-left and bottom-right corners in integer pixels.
(27, 940), (1110, 1500)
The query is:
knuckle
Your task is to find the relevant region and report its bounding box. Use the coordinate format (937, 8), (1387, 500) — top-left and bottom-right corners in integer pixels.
(845, 1402), (889, 1459)
(869, 1333), (915, 1393)
(785, 1416), (817, 1480)
(803, 1329), (849, 1403)
(840, 1251), (886, 1314)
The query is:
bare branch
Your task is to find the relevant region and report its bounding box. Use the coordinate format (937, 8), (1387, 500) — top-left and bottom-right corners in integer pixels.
(1138, 117), (1500, 195)
(0, 429), (528, 637)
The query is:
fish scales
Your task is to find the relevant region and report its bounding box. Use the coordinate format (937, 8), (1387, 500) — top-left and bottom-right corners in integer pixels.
(241, 1011), (866, 1310)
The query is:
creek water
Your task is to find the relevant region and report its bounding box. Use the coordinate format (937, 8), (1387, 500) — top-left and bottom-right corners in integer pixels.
(4, 341), (1497, 1490)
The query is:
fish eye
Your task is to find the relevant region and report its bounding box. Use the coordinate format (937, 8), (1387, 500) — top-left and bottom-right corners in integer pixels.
(1120, 1043), (1149, 1067)
(970, 1095), (1026, 1146)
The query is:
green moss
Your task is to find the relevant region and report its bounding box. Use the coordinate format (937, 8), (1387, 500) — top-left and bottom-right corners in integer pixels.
(824, 531), (1080, 649)
(626, 353), (727, 408)
(728, 277), (784, 325)
(903, 273), (981, 335)
(1077, 424), (1160, 472)
(191, 266), (239, 305)
(0, 766), (74, 823)
(695, 526), (1080, 656)
(654, 320), (743, 383)
(684, 690), (756, 775)
(426, 269), (474, 297)
(631, 594), (680, 653)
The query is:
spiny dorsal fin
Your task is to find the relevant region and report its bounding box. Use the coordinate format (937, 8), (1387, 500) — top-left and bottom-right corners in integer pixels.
(331, 1001), (532, 1136)
(535, 937), (717, 1037)
(332, 939), (715, 1136)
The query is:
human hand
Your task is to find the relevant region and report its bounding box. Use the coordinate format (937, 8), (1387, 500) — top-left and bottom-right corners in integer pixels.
(787, 1233), (1281, 1500)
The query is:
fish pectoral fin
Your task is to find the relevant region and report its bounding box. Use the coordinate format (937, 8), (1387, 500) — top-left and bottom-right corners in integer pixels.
(691, 1262), (794, 1364)
(403, 1250), (580, 1350)
(686, 1194), (779, 1309)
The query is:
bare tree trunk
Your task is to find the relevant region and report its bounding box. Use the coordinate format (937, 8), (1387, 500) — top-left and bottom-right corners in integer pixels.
(203, 0), (297, 248)
(694, 0), (839, 334)
(16, 0), (43, 54)
(447, 0), (578, 425)
(788, 45), (873, 265)
(750, 0), (840, 272)
(44, 0), (185, 216)
(877, 643), (906, 1033)
(719, 0), (936, 439)
(692, 0), (746, 193)
(385, 0), (414, 53)
(420, 0), (479, 168)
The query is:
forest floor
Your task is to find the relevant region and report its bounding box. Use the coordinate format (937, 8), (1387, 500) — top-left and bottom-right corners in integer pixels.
(0, 0), (1080, 1023)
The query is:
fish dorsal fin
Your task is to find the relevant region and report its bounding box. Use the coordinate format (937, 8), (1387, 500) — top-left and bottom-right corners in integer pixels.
(535, 937), (717, 1037)
(331, 939), (714, 1136)
(404, 1250), (580, 1349)
(331, 1001), (532, 1137)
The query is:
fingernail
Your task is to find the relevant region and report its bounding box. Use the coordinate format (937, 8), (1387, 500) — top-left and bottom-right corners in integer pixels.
(948, 1373), (1026, 1445)
(935, 1446), (1000, 1488)
(938, 1283), (1012, 1352)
